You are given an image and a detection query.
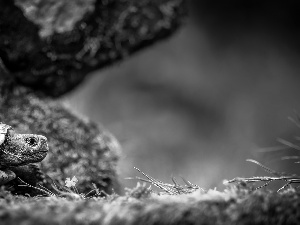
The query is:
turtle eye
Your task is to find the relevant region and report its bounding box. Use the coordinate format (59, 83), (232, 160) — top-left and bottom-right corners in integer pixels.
(25, 137), (38, 147)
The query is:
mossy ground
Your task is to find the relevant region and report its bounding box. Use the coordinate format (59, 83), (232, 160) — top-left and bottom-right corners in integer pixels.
(0, 183), (300, 225)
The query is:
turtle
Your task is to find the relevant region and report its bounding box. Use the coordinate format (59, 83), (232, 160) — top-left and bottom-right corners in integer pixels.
(0, 122), (49, 193)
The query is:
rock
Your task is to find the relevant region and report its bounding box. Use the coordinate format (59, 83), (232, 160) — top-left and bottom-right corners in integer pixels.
(0, 0), (187, 97)
(0, 84), (120, 194)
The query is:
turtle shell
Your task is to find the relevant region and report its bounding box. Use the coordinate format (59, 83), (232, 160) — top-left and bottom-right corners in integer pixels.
(0, 123), (11, 134)
(0, 123), (11, 145)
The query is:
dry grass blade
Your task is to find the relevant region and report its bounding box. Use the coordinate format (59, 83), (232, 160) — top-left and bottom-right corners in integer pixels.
(288, 115), (300, 129)
(132, 168), (177, 194)
(227, 159), (300, 192)
(277, 138), (300, 151)
(228, 114), (300, 192)
(281, 156), (300, 161)
(246, 159), (283, 177)
(18, 178), (56, 197)
(129, 167), (204, 195)
(256, 145), (289, 153)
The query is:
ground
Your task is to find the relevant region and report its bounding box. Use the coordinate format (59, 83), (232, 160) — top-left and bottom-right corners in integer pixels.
(0, 184), (299, 225)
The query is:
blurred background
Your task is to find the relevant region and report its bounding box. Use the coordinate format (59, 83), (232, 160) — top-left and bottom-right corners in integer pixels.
(64, 1), (300, 190)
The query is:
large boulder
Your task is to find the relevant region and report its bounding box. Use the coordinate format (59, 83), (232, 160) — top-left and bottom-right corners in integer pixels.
(0, 0), (187, 97)
(0, 84), (120, 194)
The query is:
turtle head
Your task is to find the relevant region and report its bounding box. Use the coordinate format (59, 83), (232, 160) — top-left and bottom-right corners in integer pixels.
(0, 125), (48, 167)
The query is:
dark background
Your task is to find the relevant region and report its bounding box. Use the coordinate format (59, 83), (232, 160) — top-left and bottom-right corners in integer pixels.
(65, 1), (300, 190)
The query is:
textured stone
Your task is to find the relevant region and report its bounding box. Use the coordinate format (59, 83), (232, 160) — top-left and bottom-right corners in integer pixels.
(0, 0), (187, 97)
(0, 84), (120, 194)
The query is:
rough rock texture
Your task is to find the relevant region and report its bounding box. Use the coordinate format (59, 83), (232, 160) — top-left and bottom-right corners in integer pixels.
(0, 0), (187, 195)
(0, 0), (187, 97)
(0, 186), (300, 225)
(0, 85), (120, 195)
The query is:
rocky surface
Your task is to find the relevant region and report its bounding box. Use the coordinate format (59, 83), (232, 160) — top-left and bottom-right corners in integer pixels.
(0, 0), (187, 97)
(0, 85), (120, 195)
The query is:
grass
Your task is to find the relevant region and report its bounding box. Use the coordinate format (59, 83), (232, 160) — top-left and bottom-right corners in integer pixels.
(1, 175), (300, 225)
(1, 115), (300, 224)
(125, 167), (205, 195)
(225, 159), (300, 192)
(0, 158), (300, 224)
(224, 113), (300, 192)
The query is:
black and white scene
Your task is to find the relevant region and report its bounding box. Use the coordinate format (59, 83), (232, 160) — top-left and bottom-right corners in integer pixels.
(0, 1), (300, 224)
